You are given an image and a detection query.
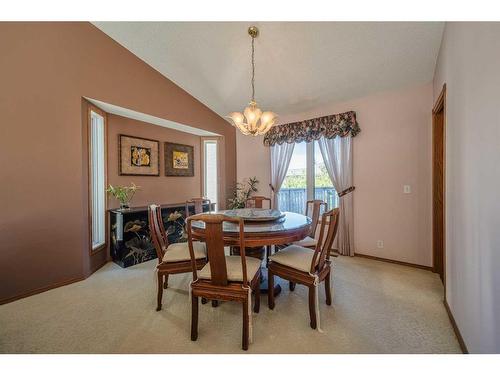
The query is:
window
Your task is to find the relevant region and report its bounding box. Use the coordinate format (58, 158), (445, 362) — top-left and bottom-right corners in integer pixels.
(203, 140), (218, 208)
(280, 141), (336, 214)
(313, 140), (337, 210)
(89, 109), (106, 251)
(280, 142), (307, 213)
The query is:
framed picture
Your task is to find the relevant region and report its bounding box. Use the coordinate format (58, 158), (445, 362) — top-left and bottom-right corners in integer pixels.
(119, 134), (160, 176)
(164, 142), (194, 177)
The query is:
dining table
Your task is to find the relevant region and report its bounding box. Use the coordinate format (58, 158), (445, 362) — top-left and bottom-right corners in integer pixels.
(190, 209), (312, 295)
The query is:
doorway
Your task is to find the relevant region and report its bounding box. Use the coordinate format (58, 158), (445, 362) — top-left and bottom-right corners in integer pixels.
(432, 84), (446, 284)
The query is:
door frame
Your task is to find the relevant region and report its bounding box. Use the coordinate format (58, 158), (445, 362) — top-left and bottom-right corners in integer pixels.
(432, 84), (446, 292)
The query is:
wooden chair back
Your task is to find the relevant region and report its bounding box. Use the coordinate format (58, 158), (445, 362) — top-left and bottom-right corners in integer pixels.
(310, 208), (339, 273)
(186, 214), (248, 287)
(148, 204), (167, 263)
(153, 204), (168, 242)
(185, 198), (211, 217)
(305, 200), (327, 238)
(246, 196), (271, 209)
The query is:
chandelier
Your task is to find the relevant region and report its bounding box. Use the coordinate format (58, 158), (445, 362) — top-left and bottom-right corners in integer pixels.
(227, 26), (277, 136)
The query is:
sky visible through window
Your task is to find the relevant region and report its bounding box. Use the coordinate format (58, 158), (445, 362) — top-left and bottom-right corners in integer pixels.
(282, 141), (332, 189)
(288, 142), (307, 170)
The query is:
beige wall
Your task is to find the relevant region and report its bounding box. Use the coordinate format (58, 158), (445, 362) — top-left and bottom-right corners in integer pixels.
(0, 22), (236, 303)
(433, 22), (500, 353)
(237, 83), (433, 266)
(107, 114), (202, 207)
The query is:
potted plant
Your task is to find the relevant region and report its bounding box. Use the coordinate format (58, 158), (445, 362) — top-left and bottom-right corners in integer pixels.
(228, 177), (259, 209)
(106, 183), (140, 210)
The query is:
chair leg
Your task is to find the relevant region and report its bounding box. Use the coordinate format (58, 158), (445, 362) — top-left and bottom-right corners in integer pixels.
(242, 299), (249, 351)
(191, 295), (199, 341)
(163, 274), (169, 289)
(156, 272), (163, 311)
(325, 269), (332, 306)
(268, 270), (275, 310)
(253, 277), (261, 313)
(289, 281), (296, 291)
(309, 286), (317, 329)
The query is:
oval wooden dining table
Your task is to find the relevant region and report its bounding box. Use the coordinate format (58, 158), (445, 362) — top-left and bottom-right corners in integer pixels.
(190, 210), (312, 295)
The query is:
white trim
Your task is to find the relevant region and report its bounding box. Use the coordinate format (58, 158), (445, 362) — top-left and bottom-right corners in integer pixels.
(90, 110), (106, 250)
(86, 98), (220, 137)
(203, 139), (218, 208)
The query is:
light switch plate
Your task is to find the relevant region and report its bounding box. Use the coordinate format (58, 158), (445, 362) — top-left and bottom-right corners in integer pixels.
(377, 240), (384, 248)
(404, 185), (411, 194)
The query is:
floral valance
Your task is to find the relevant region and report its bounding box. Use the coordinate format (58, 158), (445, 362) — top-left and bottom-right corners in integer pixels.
(263, 111), (360, 147)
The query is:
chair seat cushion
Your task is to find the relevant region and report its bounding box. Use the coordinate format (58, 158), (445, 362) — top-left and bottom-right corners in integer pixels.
(198, 256), (261, 282)
(293, 236), (317, 248)
(270, 244), (317, 273)
(163, 241), (206, 263)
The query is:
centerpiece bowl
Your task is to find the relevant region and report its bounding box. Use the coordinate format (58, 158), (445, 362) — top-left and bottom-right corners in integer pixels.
(222, 208), (285, 222)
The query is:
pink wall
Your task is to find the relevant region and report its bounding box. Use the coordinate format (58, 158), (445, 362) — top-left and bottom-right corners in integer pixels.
(433, 22), (500, 353)
(107, 114), (202, 207)
(236, 132), (271, 198)
(0, 22), (236, 303)
(237, 83), (433, 266)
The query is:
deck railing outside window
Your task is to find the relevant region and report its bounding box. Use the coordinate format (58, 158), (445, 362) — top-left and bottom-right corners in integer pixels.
(278, 187), (338, 214)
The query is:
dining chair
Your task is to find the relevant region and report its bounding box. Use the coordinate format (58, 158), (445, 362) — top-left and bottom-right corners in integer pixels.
(185, 197), (212, 217)
(245, 196), (271, 209)
(242, 195), (272, 264)
(292, 200), (327, 249)
(187, 213), (261, 351)
(148, 204), (208, 311)
(267, 208), (339, 329)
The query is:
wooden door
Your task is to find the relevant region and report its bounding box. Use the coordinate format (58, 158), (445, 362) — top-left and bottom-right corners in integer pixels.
(432, 85), (446, 283)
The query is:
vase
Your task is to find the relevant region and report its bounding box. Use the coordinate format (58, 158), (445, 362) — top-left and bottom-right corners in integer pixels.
(120, 203), (130, 210)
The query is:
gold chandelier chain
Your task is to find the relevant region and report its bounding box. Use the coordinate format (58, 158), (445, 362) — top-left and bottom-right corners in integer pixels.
(251, 34), (255, 103)
(228, 26), (275, 136)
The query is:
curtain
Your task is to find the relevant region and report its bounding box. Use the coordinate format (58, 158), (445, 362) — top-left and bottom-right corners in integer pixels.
(318, 136), (355, 256)
(270, 142), (295, 209)
(263, 111), (359, 146)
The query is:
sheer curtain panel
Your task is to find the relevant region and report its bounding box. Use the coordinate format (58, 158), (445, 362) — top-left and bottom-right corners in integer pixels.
(270, 142), (295, 209)
(318, 136), (354, 256)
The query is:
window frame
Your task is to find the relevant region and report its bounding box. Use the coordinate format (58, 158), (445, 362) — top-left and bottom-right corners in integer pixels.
(87, 104), (108, 254)
(202, 138), (219, 209)
(306, 141), (315, 201)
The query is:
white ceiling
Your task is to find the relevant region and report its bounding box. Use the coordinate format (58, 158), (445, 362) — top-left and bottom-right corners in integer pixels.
(86, 98), (219, 136)
(93, 22), (444, 121)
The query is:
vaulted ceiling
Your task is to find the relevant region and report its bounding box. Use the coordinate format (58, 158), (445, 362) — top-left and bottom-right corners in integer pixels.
(93, 22), (444, 121)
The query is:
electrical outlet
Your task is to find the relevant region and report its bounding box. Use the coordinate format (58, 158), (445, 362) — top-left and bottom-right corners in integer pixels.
(377, 240), (384, 248)
(404, 185), (411, 194)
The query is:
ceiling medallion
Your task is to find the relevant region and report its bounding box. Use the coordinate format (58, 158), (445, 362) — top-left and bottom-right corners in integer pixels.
(227, 26), (277, 136)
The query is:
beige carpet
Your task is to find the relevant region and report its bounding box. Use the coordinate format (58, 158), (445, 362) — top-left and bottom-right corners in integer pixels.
(0, 256), (461, 353)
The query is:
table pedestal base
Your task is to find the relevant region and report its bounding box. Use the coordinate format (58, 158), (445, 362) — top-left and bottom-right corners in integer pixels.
(259, 267), (282, 296)
(230, 245), (282, 296)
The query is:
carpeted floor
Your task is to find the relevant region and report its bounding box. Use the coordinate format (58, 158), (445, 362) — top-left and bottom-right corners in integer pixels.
(0, 256), (461, 353)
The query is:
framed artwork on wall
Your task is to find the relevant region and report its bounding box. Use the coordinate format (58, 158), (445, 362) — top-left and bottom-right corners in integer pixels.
(119, 134), (160, 176)
(164, 142), (194, 177)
